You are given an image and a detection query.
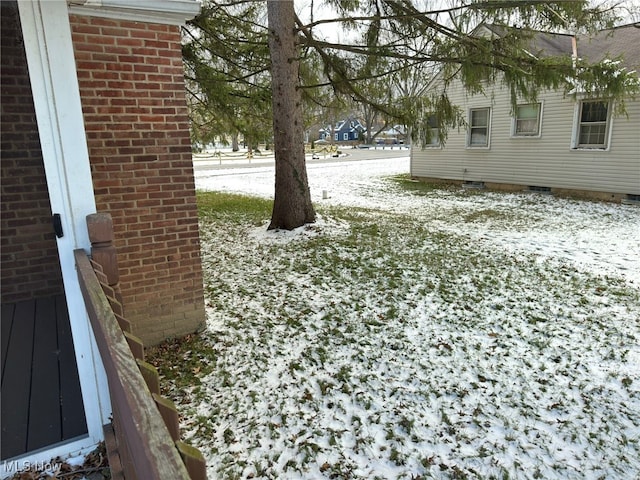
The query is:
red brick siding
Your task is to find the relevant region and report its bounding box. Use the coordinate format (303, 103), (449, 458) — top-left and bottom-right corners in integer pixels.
(1, 2), (64, 303)
(69, 14), (205, 344)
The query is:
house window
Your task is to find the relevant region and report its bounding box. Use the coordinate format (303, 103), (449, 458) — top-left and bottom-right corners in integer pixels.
(343, 133), (349, 141)
(426, 115), (440, 146)
(513, 103), (541, 136)
(576, 100), (610, 148)
(354, 132), (358, 139)
(468, 108), (490, 147)
(334, 133), (339, 141)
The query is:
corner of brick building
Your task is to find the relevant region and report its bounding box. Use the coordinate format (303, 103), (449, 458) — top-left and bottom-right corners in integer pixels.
(69, 14), (206, 345)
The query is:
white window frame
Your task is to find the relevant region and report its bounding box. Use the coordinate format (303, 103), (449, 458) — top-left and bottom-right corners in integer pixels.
(343, 133), (349, 141)
(511, 102), (542, 138)
(467, 107), (491, 148)
(334, 133), (339, 141)
(572, 99), (612, 150)
(423, 115), (441, 148)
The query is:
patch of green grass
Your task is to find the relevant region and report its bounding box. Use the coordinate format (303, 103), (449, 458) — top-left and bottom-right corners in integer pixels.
(464, 209), (509, 223)
(388, 174), (459, 195)
(197, 191), (272, 223)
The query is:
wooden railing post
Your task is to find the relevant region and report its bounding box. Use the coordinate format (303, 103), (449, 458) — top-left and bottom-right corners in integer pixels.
(80, 212), (209, 480)
(75, 250), (190, 479)
(86, 213), (119, 284)
(176, 441), (207, 480)
(86, 213), (123, 310)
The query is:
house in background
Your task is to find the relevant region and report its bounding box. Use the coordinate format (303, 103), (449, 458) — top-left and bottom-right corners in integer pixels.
(319, 118), (366, 144)
(1, 0), (205, 473)
(411, 23), (640, 202)
(378, 124), (407, 145)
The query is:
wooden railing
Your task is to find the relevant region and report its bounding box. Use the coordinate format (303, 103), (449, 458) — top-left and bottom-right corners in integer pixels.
(75, 213), (207, 480)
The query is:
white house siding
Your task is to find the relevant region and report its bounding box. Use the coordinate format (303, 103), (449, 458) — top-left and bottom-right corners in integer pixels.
(411, 80), (640, 196)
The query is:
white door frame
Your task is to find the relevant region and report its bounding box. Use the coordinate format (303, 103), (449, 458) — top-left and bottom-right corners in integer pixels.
(5, 0), (111, 470)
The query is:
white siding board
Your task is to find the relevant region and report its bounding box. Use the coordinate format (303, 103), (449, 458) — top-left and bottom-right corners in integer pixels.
(412, 79), (640, 195)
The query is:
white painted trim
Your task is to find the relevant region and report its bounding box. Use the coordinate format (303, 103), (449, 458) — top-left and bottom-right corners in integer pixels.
(466, 106), (492, 149)
(510, 101), (544, 139)
(570, 98), (613, 151)
(68, 0), (201, 25)
(16, 0), (110, 466)
(1, 437), (99, 478)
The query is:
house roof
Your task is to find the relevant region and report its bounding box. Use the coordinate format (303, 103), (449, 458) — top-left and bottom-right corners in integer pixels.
(480, 23), (574, 58)
(383, 125), (406, 136)
(479, 22), (640, 71)
(577, 23), (640, 70)
(320, 118), (365, 133)
(476, 24), (573, 57)
(528, 31), (575, 58)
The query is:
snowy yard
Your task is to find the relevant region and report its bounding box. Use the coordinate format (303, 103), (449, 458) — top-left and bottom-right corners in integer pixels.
(150, 156), (640, 479)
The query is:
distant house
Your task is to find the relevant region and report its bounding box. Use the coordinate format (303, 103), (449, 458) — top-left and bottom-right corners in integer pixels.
(320, 118), (366, 143)
(1, 0), (204, 471)
(378, 124), (407, 144)
(411, 23), (640, 202)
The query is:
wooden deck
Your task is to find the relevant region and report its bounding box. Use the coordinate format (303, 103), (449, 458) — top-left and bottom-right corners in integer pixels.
(1, 294), (88, 460)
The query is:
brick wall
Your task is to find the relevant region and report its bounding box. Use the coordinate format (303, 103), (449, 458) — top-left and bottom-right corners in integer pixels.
(1, 1), (65, 303)
(69, 14), (205, 345)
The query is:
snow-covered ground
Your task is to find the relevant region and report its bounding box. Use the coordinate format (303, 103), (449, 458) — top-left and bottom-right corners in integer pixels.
(195, 156), (639, 285)
(175, 156), (640, 479)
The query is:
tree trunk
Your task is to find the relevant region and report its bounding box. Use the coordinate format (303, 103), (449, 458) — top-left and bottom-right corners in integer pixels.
(267, 0), (315, 230)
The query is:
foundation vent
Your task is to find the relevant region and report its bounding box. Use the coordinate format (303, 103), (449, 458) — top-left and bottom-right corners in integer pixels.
(463, 181), (485, 190)
(622, 194), (640, 205)
(528, 186), (552, 194)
